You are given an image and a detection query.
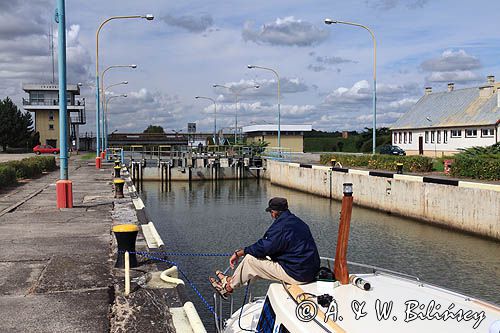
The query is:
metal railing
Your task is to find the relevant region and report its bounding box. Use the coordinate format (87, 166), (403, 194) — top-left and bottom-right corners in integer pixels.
(261, 146), (292, 162)
(22, 98), (85, 107)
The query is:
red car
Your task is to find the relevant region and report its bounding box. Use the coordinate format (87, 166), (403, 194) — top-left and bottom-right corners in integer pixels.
(33, 144), (60, 155)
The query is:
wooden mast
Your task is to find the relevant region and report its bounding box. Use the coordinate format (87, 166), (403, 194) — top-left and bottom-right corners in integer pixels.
(334, 183), (353, 284)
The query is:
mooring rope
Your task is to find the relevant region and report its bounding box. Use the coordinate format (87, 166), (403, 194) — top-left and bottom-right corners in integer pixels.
(130, 251), (219, 317)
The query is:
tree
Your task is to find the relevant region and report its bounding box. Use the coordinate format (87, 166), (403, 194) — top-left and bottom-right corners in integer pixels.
(0, 97), (34, 151)
(143, 125), (165, 134)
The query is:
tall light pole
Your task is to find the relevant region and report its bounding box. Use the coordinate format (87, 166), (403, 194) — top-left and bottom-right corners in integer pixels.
(212, 83), (259, 144)
(103, 81), (128, 149)
(95, 14), (153, 164)
(55, 0), (72, 208)
(247, 65), (281, 148)
(105, 94), (128, 141)
(101, 64), (136, 149)
(195, 96), (217, 145)
(325, 18), (377, 154)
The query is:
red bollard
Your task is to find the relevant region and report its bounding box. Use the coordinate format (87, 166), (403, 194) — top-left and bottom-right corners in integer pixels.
(56, 180), (73, 208)
(95, 156), (102, 169)
(100, 151), (106, 160)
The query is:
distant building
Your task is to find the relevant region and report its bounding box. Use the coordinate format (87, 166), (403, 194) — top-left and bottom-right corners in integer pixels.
(390, 76), (499, 156)
(242, 124), (312, 152)
(342, 131), (349, 139)
(22, 83), (86, 150)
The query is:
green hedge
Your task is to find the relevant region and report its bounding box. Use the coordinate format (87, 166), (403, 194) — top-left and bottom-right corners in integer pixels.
(0, 165), (17, 187)
(0, 156), (57, 188)
(450, 156), (500, 180)
(320, 154), (433, 173)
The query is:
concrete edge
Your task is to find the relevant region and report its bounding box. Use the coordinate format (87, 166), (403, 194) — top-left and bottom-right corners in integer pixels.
(458, 181), (500, 192)
(148, 222), (165, 247)
(394, 174), (424, 182)
(348, 169), (370, 176)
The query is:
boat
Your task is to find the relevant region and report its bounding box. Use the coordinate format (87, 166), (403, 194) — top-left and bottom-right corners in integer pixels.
(214, 184), (500, 333)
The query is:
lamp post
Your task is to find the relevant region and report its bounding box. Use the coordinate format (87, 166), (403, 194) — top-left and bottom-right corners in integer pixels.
(105, 94), (128, 141)
(195, 96), (217, 145)
(95, 15), (153, 164)
(212, 83), (259, 144)
(247, 65), (281, 148)
(54, 0), (73, 208)
(324, 18), (377, 154)
(103, 81), (128, 149)
(101, 64), (136, 149)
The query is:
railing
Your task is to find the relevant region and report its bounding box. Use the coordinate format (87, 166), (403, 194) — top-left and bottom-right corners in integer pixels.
(22, 98), (85, 107)
(261, 146), (292, 162)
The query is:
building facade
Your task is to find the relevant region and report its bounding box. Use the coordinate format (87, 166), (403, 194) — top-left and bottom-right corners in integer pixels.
(391, 77), (499, 156)
(22, 83), (86, 150)
(242, 124), (312, 152)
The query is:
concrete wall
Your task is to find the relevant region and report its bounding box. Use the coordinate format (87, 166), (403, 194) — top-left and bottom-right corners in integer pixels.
(265, 160), (500, 240)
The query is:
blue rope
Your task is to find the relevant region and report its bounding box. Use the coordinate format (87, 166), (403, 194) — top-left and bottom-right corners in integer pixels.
(133, 250), (232, 257)
(130, 251), (218, 317)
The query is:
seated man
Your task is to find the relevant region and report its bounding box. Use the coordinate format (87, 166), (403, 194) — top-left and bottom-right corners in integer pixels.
(210, 197), (320, 299)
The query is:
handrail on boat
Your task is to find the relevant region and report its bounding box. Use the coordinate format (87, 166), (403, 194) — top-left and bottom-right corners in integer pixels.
(320, 256), (421, 282)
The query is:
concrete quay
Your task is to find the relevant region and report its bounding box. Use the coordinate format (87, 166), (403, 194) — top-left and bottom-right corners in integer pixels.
(0, 158), (200, 332)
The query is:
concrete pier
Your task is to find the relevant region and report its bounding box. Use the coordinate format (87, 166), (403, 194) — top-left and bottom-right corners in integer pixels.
(0, 157), (200, 332)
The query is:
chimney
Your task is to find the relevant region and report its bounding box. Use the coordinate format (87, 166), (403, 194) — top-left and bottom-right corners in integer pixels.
(425, 87), (432, 95)
(447, 83), (455, 92)
(487, 75), (495, 84)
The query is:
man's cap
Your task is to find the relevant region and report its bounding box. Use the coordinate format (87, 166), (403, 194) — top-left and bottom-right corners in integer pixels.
(265, 197), (288, 212)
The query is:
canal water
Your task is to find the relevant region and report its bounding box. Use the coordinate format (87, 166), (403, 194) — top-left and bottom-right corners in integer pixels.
(140, 179), (499, 330)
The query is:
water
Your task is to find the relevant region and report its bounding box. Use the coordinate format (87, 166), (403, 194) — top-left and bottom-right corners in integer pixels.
(140, 179), (500, 330)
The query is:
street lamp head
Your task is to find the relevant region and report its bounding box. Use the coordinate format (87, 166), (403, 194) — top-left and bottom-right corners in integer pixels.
(254, 84), (260, 89)
(130, 64), (137, 69)
(122, 94), (128, 98)
(122, 81), (128, 84)
(143, 14), (154, 20)
(324, 18), (338, 25)
(195, 96), (200, 99)
(212, 84), (219, 88)
(77, 82), (83, 86)
(247, 65), (255, 69)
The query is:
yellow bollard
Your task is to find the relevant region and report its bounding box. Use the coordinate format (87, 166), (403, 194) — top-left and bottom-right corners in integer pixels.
(114, 179), (125, 198)
(112, 224), (139, 268)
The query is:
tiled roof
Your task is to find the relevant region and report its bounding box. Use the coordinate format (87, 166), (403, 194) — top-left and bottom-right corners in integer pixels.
(391, 87), (499, 129)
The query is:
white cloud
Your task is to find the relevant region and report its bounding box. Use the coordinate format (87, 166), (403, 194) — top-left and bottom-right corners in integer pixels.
(242, 17), (329, 47)
(421, 49), (482, 83)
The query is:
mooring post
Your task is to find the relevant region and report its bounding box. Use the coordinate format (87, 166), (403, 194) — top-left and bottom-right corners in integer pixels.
(124, 251), (130, 296)
(334, 183), (353, 284)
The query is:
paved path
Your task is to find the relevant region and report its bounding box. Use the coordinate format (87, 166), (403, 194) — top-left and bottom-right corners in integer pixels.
(0, 159), (114, 332)
(0, 153), (38, 162)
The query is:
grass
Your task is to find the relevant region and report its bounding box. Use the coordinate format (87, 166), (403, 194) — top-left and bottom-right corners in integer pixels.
(79, 152), (96, 160)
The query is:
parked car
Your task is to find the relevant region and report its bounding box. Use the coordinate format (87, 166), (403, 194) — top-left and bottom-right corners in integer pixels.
(379, 145), (406, 156)
(33, 144), (60, 155)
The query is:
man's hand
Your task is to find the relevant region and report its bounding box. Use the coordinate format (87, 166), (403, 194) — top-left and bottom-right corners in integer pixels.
(230, 249), (244, 269)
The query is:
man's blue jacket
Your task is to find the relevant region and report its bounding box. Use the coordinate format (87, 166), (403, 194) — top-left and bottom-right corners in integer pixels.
(244, 210), (320, 282)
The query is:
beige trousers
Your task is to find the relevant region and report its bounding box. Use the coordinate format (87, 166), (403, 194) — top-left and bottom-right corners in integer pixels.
(229, 254), (303, 289)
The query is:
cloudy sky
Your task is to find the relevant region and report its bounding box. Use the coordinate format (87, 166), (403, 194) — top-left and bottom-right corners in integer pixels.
(1, 0), (499, 134)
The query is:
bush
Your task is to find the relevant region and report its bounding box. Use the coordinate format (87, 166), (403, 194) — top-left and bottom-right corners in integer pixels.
(0, 156), (57, 184)
(320, 153), (433, 173)
(0, 165), (17, 188)
(450, 156), (500, 180)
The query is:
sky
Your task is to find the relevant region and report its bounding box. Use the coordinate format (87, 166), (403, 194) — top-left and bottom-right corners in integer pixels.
(1, 0), (500, 134)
